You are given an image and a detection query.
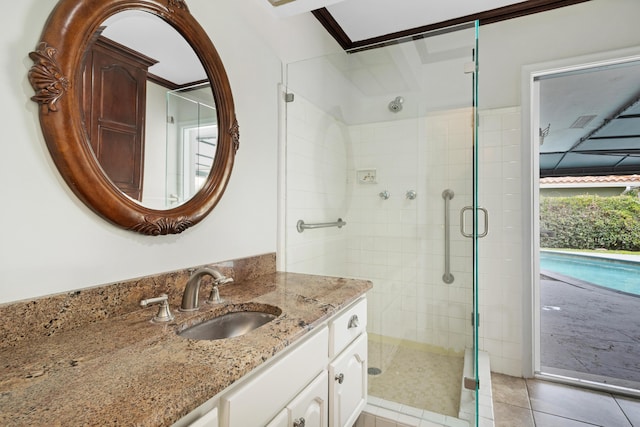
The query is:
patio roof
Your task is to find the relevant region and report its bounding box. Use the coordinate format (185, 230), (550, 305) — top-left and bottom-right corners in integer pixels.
(539, 60), (640, 178)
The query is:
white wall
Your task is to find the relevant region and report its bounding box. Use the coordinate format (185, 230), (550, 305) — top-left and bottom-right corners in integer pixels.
(477, 107), (524, 376)
(3, 0), (639, 378)
(143, 81), (168, 209)
(479, 0), (640, 110)
(0, 0), (336, 304)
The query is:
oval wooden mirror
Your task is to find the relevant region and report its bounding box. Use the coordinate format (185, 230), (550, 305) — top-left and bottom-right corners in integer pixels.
(28, 0), (239, 235)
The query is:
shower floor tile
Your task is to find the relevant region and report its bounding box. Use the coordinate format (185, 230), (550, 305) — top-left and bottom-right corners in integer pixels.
(368, 338), (464, 417)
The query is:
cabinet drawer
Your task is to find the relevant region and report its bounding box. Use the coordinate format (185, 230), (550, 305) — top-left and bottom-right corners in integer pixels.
(329, 298), (367, 358)
(222, 326), (328, 427)
(188, 407), (218, 427)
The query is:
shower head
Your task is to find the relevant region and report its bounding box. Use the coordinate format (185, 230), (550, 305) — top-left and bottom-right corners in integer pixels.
(388, 96), (404, 113)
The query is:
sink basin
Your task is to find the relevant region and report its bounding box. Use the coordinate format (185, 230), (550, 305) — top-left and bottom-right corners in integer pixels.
(178, 307), (280, 340)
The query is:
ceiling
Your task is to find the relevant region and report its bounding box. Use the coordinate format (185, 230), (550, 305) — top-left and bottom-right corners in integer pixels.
(538, 61), (640, 177)
(268, 0), (590, 50)
(102, 11), (206, 87)
(272, 0), (640, 178)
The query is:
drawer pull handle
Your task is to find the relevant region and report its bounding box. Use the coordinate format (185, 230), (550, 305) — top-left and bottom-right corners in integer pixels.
(293, 417), (305, 427)
(335, 373), (344, 384)
(348, 314), (359, 329)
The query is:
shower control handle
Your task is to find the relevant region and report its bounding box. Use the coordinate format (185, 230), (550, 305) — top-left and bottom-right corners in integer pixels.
(335, 373), (344, 384)
(293, 417), (305, 427)
(348, 314), (359, 329)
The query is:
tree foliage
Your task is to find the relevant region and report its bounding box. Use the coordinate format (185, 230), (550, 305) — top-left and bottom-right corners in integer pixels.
(540, 195), (640, 251)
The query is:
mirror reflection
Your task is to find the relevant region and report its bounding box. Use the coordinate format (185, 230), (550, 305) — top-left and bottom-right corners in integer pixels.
(165, 83), (217, 207)
(82, 10), (215, 210)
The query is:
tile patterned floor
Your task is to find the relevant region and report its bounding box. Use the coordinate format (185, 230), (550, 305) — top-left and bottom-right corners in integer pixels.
(492, 373), (640, 426)
(368, 338), (464, 417)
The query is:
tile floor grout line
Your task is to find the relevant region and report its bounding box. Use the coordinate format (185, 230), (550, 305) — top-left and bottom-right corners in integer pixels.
(531, 409), (603, 427)
(612, 394), (635, 426)
(524, 379), (536, 426)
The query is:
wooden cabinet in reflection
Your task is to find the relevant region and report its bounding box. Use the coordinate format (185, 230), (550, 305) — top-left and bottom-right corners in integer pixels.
(81, 36), (156, 201)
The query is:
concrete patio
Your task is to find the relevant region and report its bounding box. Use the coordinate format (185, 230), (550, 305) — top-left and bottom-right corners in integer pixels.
(540, 269), (640, 390)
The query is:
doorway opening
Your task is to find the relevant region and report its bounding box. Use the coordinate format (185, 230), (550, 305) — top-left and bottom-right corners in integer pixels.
(532, 55), (640, 394)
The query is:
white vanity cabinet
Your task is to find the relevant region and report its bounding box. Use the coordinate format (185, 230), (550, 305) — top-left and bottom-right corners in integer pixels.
(328, 298), (367, 427)
(221, 327), (329, 427)
(182, 296), (368, 427)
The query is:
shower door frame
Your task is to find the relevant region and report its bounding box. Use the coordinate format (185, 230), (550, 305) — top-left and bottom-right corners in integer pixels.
(280, 20), (481, 425)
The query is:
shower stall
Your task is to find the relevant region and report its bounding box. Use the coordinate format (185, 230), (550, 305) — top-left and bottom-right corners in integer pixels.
(282, 22), (481, 426)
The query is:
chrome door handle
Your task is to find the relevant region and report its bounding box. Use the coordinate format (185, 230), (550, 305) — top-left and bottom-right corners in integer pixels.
(460, 206), (488, 238)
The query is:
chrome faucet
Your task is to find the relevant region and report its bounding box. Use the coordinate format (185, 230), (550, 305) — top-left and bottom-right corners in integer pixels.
(180, 267), (234, 311)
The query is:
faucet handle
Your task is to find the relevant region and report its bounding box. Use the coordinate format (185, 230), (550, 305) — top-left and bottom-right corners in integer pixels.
(140, 294), (175, 323)
(207, 286), (223, 304)
(207, 276), (233, 304)
(215, 276), (234, 286)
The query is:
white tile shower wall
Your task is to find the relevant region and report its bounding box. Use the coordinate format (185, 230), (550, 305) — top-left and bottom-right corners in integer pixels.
(422, 109), (474, 353)
(285, 93), (350, 277)
(346, 118), (420, 342)
(477, 107), (523, 377)
(347, 109), (474, 354)
(285, 99), (524, 372)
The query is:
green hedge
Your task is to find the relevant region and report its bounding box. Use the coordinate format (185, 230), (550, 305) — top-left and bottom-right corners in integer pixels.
(540, 195), (640, 251)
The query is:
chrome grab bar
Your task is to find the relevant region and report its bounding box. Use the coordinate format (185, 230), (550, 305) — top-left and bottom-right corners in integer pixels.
(296, 218), (346, 233)
(442, 189), (455, 284)
(460, 206), (489, 238)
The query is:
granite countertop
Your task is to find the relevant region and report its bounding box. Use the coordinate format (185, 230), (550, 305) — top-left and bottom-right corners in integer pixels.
(0, 272), (371, 426)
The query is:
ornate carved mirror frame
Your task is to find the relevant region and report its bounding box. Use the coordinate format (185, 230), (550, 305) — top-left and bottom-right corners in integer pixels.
(29, 0), (239, 235)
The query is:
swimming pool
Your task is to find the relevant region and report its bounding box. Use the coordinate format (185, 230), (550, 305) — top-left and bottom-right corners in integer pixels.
(540, 251), (640, 296)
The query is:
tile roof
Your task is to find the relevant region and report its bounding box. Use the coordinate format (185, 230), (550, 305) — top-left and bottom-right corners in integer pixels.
(540, 175), (640, 185)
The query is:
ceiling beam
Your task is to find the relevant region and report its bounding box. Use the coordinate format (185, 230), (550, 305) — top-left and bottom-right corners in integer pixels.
(313, 0), (591, 51)
(540, 164), (640, 178)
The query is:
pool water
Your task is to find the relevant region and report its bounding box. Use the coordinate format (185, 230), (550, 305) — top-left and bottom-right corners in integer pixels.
(540, 251), (640, 296)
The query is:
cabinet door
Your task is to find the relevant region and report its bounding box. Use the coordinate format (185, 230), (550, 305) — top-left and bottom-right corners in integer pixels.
(329, 334), (367, 427)
(82, 37), (153, 201)
(265, 409), (288, 427)
(288, 370), (328, 427)
(222, 327), (328, 427)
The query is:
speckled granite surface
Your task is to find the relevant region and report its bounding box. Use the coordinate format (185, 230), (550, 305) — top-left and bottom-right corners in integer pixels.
(0, 254), (371, 426)
(0, 253), (275, 347)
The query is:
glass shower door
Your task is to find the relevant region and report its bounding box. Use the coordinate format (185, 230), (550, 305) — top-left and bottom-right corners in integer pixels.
(283, 21), (480, 427)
